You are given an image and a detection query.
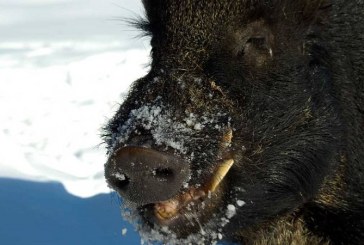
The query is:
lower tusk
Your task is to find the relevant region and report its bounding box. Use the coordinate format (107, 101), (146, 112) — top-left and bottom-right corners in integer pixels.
(206, 159), (234, 193)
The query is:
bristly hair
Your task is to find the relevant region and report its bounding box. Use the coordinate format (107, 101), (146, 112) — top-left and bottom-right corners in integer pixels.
(293, 0), (332, 25)
(126, 15), (153, 38)
(259, 0), (332, 26)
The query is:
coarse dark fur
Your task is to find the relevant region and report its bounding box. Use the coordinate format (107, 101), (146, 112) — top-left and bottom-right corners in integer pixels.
(103, 0), (364, 244)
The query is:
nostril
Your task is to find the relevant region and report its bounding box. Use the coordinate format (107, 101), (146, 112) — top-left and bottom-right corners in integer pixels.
(111, 173), (130, 190)
(154, 167), (174, 182)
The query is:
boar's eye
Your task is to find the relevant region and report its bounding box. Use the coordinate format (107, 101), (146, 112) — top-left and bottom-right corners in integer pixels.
(246, 36), (267, 50)
(239, 34), (273, 67)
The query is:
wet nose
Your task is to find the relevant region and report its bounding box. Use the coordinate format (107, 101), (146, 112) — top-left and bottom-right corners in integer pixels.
(105, 146), (190, 205)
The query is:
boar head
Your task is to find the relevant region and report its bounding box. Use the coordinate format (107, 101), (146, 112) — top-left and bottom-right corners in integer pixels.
(104, 0), (341, 243)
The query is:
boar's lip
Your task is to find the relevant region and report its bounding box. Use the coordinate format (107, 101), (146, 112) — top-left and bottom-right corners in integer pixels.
(153, 187), (208, 225)
(146, 158), (234, 227)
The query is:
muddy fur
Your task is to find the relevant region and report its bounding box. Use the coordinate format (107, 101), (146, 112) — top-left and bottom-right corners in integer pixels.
(103, 0), (364, 244)
(237, 214), (329, 245)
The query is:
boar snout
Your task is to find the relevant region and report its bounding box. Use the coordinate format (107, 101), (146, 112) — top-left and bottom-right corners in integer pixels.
(105, 146), (190, 205)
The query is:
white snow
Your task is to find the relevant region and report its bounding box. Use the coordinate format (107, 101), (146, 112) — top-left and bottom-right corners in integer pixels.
(113, 102), (193, 155)
(237, 200), (246, 207)
(0, 0), (150, 198)
(114, 173), (126, 181)
(194, 123), (202, 131)
(0, 44), (149, 198)
(226, 204), (237, 219)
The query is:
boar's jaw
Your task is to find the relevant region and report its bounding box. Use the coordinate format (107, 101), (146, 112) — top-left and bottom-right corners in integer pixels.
(137, 158), (234, 239)
(153, 158), (234, 221)
(133, 130), (236, 238)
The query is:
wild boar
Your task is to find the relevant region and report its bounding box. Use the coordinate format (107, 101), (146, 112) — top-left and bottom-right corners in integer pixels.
(103, 0), (364, 244)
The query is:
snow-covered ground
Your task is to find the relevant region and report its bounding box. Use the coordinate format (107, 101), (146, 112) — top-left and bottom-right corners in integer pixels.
(0, 0), (150, 198)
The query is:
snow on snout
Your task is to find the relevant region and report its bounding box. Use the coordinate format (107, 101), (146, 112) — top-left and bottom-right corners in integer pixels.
(110, 77), (231, 157)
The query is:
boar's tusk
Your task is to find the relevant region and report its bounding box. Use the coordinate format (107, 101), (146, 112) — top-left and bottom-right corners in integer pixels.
(206, 159), (234, 193)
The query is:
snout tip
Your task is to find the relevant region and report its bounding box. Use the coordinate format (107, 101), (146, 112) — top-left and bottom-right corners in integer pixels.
(105, 146), (190, 205)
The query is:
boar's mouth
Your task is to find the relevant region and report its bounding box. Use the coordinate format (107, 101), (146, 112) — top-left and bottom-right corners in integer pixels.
(150, 158), (234, 226)
(137, 159), (234, 239)
(137, 129), (235, 234)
